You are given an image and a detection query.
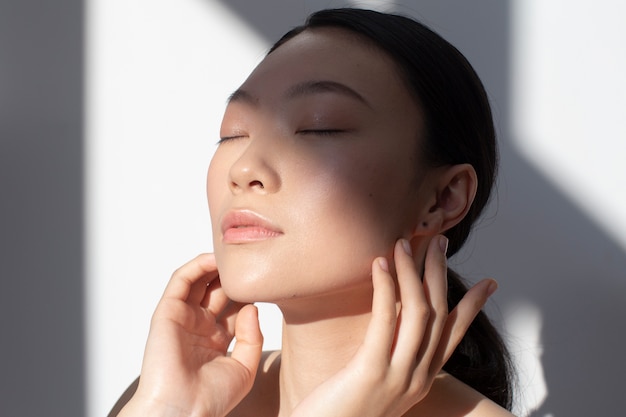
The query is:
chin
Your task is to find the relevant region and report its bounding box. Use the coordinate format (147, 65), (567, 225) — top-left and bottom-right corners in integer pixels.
(218, 268), (274, 304)
(219, 276), (255, 303)
(215, 250), (293, 303)
(223, 288), (264, 304)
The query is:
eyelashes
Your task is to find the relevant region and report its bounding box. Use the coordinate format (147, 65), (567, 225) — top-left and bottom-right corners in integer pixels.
(296, 129), (345, 136)
(218, 129), (346, 144)
(217, 135), (247, 144)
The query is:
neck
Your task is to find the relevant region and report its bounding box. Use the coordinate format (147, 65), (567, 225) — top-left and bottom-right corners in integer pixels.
(275, 285), (373, 416)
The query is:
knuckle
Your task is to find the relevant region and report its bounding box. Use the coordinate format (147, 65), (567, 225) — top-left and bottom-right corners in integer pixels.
(171, 264), (184, 277)
(388, 377), (408, 395)
(382, 310), (397, 327)
(407, 376), (429, 398)
(360, 366), (387, 387)
(433, 303), (448, 321)
(450, 325), (467, 345)
(415, 304), (431, 322)
(382, 368), (410, 395)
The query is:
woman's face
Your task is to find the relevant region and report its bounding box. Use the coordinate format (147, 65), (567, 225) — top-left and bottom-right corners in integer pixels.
(207, 28), (435, 307)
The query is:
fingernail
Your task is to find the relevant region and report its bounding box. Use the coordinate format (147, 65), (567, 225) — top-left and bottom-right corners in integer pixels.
(401, 239), (412, 255)
(486, 279), (498, 296)
(378, 257), (389, 272)
(439, 236), (449, 255)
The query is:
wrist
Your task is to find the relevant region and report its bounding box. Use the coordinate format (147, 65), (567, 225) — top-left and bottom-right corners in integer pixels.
(117, 395), (194, 417)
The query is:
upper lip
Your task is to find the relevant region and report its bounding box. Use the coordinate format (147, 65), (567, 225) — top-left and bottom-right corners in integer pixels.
(220, 209), (283, 235)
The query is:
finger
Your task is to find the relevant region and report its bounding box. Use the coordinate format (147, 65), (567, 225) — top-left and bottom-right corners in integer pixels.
(230, 304), (264, 378)
(359, 257), (398, 365)
(217, 300), (249, 340)
(162, 253), (219, 304)
(413, 236), (449, 367)
(389, 239), (430, 368)
(200, 278), (229, 315)
(431, 278), (497, 371)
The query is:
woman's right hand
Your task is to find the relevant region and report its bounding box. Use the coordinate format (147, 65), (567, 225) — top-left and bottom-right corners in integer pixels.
(118, 254), (263, 417)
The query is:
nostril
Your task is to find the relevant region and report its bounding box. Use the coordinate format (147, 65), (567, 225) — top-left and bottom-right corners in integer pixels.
(250, 180), (265, 189)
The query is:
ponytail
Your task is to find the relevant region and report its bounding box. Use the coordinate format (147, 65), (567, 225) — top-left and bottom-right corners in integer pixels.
(443, 268), (514, 409)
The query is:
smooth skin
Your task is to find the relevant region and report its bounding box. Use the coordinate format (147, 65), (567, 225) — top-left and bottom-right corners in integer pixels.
(115, 237), (503, 417)
(113, 27), (515, 417)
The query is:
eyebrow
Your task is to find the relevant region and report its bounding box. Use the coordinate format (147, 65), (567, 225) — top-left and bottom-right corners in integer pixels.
(227, 80), (371, 108)
(286, 80), (371, 107)
(227, 89), (257, 106)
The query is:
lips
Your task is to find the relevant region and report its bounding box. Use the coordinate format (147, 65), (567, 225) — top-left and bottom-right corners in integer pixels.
(221, 210), (283, 243)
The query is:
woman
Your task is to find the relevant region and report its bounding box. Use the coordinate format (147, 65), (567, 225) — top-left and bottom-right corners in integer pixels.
(112, 8), (515, 417)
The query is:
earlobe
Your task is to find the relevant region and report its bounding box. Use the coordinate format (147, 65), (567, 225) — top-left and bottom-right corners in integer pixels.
(413, 164), (477, 236)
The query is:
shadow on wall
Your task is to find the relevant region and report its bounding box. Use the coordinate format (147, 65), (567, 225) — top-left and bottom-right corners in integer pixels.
(0, 1), (85, 417)
(215, 0), (626, 416)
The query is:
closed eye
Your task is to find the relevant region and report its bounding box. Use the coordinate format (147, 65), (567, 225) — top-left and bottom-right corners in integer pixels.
(217, 135), (248, 144)
(297, 129), (346, 136)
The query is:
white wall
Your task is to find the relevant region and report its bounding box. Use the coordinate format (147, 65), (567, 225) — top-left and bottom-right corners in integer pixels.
(511, 0), (626, 250)
(85, 1), (271, 415)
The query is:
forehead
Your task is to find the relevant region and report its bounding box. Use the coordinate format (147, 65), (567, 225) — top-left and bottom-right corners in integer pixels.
(237, 28), (413, 111)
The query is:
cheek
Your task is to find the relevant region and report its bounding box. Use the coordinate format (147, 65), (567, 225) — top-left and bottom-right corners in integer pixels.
(205, 142), (419, 301)
(299, 154), (414, 254)
(206, 153), (230, 231)
(206, 160), (219, 205)
(327, 154), (412, 222)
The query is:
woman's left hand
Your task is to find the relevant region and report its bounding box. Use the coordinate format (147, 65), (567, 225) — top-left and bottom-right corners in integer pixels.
(290, 235), (497, 417)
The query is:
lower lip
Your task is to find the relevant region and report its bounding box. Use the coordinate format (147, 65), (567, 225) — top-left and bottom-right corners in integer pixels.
(223, 227), (283, 243)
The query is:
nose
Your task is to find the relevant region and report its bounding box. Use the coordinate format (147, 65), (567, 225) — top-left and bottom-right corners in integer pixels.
(228, 137), (281, 194)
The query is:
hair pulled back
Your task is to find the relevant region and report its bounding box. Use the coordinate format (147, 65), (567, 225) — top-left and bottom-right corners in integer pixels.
(270, 8), (513, 410)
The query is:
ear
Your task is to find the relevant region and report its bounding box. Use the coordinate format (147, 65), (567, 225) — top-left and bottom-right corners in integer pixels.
(412, 164), (478, 236)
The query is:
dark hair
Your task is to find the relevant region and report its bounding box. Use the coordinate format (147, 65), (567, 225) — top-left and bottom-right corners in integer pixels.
(270, 8), (514, 410)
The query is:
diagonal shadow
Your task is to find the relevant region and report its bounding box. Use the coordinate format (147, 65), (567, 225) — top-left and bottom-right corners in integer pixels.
(214, 0), (626, 415)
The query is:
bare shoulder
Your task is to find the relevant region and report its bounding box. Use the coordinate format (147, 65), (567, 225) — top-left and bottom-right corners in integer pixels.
(406, 372), (516, 417)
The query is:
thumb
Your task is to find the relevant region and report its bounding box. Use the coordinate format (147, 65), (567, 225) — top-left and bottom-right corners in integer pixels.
(230, 304), (264, 376)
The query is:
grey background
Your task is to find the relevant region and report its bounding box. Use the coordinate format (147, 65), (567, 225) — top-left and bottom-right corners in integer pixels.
(1, 1), (85, 416)
(1, 0), (624, 416)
